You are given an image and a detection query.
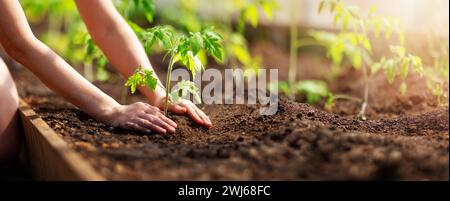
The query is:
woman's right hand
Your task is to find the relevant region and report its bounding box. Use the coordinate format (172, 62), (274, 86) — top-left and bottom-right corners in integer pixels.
(106, 102), (177, 135)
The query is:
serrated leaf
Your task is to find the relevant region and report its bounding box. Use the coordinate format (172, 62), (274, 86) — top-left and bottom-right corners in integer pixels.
(125, 73), (142, 94)
(144, 32), (156, 54)
(189, 32), (204, 55)
(201, 29), (224, 62)
(143, 69), (157, 90)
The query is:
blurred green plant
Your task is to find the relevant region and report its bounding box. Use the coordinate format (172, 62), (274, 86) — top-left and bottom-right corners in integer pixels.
(21, 0), (278, 83)
(312, 0), (424, 119)
(126, 26), (224, 114)
(424, 46), (449, 105)
(270, 0), (334, 111)
(151, 0), (278, 75)
(20, 0), (112, 81)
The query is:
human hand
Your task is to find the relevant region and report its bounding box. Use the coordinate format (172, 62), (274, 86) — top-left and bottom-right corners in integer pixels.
(155, 98), (212, 128)
(106, 102), (177, 134)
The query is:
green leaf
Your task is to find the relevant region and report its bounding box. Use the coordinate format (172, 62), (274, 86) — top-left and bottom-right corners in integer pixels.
(127, 20), (144, 34)
(384, 59), (396, 84)
(409, 55), (423, 73)
(143, 69), (157, 90)
(144, 31), (156, 54)
(245, 5), (259, 27)
(232, 45), (251, 66)
(170, 80), (201, 103)
(318, 1), (326, 14)
(125, 66), (157, 93)
(399, 82), (407, 94)
(384, 18), (393, 39)
(141, 0), (155, 23)
(296, 80), (330, 104)
(201, 29), (224, 62)
(373, 18), (382, 38)
(350, 50), (362, 69)
(371, 62), (382, 75)
(262, 2), (275, 19)
(150, 26), (174, 51)
(361, 37), (372, 53)
(189, 32), (204, 55)
(399, 58), (409, 79)
(390, 46), (405, 57)
(125, 73), (142, 94)
(269, 81), (291, 96)
(368, 5), (377, 16)
(96, 57), (109, 81)
(85, 38), (96, 58)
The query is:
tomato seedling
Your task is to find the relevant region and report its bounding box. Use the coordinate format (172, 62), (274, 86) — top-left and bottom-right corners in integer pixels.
(313, 0), (424, 119)
(126, 26), (224, 114)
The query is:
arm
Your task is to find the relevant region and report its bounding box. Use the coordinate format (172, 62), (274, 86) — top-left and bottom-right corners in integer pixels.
(74, 0), (212, 128)
(0, 0), (176, 134)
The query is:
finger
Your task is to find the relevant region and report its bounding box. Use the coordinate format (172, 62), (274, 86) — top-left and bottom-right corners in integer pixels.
(185, 105), (204, 125)
(157, 113), (178, 128)
(193, 106), (213, 128)
(154, 117), (176, 134)
(133, 118), (167, 135)
(123, 122), (151, 134)
(139, 113), (176, 134)
(169, 104), (187, 115)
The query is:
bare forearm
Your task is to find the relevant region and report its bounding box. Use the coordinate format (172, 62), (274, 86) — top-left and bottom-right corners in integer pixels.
(75, 0), (166, 105)
(0, 0), (119, 123)
(16, 40), (120, 123)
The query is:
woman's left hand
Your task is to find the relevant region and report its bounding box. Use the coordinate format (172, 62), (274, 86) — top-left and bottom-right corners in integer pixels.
(155, 97), (212, 128)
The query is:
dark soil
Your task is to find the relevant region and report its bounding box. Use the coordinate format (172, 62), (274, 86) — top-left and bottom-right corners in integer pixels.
(12, 64), (449, 180)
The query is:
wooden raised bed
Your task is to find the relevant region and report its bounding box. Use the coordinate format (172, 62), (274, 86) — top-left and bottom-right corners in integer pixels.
(19, 100), (105, 181)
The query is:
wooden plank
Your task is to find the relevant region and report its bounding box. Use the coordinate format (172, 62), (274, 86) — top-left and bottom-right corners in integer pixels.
(19, 100), (105, 181)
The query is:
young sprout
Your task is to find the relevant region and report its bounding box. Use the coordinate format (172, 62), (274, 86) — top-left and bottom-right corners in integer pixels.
(126, 26), (224, 114)
(315, 0), (420, 120)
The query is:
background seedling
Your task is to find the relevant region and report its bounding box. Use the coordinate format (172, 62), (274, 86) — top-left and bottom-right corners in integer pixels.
(312, 0), (424, 119)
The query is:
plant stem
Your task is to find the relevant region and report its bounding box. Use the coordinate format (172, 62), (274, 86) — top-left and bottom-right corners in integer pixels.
(164, 54), (175, 114)
(288, 0), (298, 100)
(358, 63), (369, 120)
(357, 19), (370, 120)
